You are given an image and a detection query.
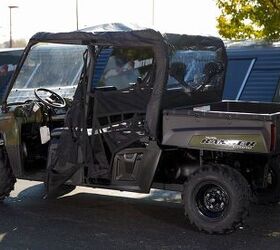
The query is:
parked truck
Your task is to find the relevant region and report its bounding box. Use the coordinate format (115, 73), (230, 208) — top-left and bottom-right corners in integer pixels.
(0, 24), (279, 234)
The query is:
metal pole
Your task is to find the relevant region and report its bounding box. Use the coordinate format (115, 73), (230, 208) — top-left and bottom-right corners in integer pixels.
(76, 0), (79, 30)
(8, 6), (18, 48)
(9, 7), (12, 48)
(152, 0), (155, 26)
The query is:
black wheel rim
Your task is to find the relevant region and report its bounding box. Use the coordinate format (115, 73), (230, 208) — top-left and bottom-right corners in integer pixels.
(195, 183), (230, 219)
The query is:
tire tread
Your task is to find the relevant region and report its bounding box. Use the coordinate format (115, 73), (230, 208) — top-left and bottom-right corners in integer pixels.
(183, 165), (250, 234)
(0, 150), (16, 201)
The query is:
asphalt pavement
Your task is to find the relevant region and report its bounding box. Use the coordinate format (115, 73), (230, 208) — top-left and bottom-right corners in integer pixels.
(0, 179), (279, 250)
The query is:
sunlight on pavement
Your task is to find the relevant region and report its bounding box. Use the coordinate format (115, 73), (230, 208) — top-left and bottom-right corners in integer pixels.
(11, 179), (182, 204)
(267, 231), (280, 238)
(59, 186), (182, 203)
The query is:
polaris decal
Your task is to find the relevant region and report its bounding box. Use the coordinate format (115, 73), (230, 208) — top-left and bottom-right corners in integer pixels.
(201, 137), (256, 150)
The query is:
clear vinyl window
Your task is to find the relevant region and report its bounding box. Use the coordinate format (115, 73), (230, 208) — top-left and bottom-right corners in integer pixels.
(8, 43), (86, 104)
(93, 47), (154, 91)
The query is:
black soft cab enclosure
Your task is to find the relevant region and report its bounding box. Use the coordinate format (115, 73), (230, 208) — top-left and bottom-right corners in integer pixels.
(2, 24), (226, 193)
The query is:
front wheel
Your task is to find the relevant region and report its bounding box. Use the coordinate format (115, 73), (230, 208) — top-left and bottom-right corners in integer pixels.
(0, 149), (16, 201)
(183, 165), (250, 234)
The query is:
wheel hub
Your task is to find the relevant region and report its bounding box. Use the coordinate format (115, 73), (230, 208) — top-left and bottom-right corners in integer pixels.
(203, 187), (227, 213)
(196, 183), (229, 219)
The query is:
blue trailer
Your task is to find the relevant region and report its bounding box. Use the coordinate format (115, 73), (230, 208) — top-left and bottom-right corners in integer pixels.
(223, 44), (280, 102)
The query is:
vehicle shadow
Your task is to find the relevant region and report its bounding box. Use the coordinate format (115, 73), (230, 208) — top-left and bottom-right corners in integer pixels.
(0, 183), (187, 249)
(0, 183), (279, 249)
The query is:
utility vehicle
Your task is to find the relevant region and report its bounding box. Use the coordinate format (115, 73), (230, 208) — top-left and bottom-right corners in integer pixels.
(0, 24), (280, 234)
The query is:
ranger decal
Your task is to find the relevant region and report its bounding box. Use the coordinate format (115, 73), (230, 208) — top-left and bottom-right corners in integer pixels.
(201, 137), (256, 150)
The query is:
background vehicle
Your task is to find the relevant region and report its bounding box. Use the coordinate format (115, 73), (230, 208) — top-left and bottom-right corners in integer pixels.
(0, 24), (280, 234)
(223, 43), (280, 102)
(222, 43), (280, 204)
(0, 48), (23, 97)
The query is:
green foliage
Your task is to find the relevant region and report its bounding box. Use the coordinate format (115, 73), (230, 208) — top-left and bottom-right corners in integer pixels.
(216, 0), (280, 41)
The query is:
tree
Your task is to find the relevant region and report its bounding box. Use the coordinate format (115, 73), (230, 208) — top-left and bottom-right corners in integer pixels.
(12, 39), (27, 48)
(0, 39), (27, 48)
(216, 0), (280, 41)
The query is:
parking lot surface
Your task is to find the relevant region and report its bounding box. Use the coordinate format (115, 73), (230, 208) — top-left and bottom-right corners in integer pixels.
(0, 179), (279, 249)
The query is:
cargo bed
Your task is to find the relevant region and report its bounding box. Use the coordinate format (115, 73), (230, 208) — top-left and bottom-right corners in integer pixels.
(162, 101), (280, 153)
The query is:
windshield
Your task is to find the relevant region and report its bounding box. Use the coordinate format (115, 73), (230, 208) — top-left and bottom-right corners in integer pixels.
(7, 43), (86, 104)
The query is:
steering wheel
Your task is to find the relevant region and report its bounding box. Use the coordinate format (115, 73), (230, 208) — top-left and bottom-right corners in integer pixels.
(34, 88), (66, 108)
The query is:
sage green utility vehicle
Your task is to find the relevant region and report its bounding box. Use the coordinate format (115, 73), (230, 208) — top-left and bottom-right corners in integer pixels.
(0, 24), (279, 234)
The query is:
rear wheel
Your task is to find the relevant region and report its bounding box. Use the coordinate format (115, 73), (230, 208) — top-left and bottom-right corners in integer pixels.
(253, 157), (280, 204)
(0, 149), (16, 201)
(183, 165), (250, 234)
